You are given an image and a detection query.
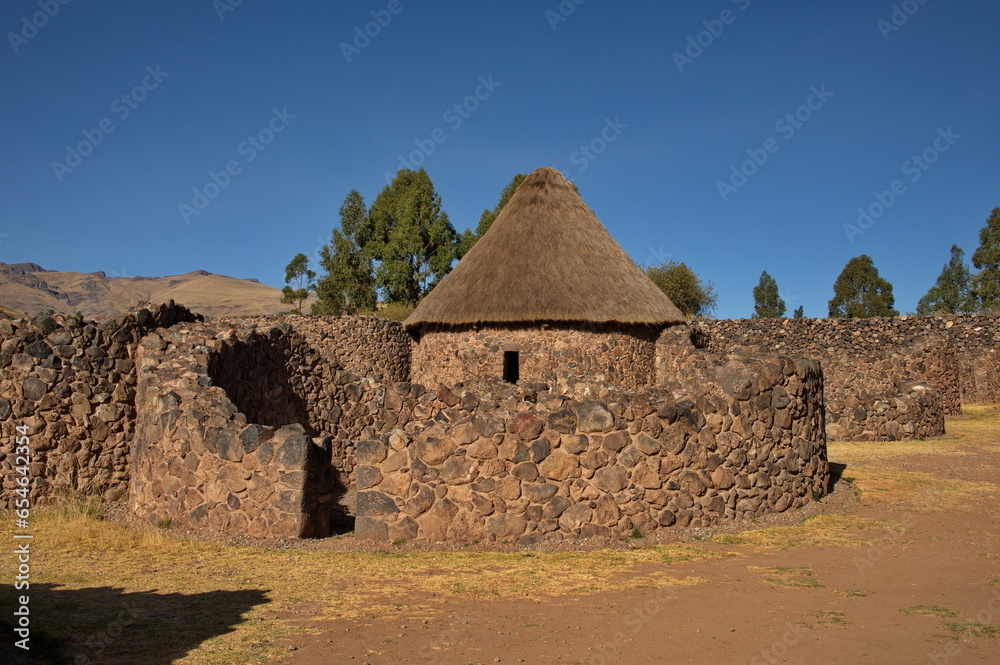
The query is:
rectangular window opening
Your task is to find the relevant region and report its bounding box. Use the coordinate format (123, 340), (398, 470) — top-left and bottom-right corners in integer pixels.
(503, 351), (519, 384)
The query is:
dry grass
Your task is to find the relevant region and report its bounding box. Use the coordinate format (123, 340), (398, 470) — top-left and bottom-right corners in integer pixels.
(848, 469), (996, 511)
(751, 566), (825, 589)
(0, 500), (715, 665)
(708, 514), (901, 550)
(827, 406), (1000, 513)
(901, 605), (960, 618)
(946, 405), (1000, 449)
(943, 623), (1000, 639)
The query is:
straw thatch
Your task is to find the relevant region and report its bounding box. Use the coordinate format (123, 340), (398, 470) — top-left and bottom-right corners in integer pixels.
(404, 167), (685, 330)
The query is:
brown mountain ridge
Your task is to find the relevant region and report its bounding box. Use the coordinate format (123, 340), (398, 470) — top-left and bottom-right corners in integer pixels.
(0, 262), (302, 318)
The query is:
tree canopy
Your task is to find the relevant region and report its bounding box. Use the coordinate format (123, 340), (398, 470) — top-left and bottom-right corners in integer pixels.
(368, 169), (458, 305)
(916, 244), (975, 315)
(644, 260), (718, 318)
(793, 305), (805, 319)
(828, 254), (898, 318)
(752, 270), (786, 318)
(971, 207), (1000, 312)
(312, 190), (377, 316)
(280, 253), (315, 315)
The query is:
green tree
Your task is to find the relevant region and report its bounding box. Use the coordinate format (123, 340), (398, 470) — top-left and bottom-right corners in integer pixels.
(752, 270), (786, 318)
(971, 207), (1000, 312)
(281, 253), (315, 315)
(368, 169), (457, 305)
(828, 254), (899, 318)
(916, 244), (975, 315)
(313, 190), (377, 316)
(793, 305), (805, 319)
(644, 261), (718, 318)
(458, 173), (528, 258)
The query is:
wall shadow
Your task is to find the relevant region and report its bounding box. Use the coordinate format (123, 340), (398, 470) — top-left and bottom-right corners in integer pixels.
(208, 334), (313, 433)
(0, 583), (269, 665)
(827, 461), (849, 493)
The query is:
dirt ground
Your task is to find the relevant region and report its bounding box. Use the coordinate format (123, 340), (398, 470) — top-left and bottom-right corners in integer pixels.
(278, 416), (1000, 665)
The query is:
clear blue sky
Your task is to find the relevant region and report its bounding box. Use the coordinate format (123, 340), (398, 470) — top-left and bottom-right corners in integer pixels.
(1, 0), (997, 318)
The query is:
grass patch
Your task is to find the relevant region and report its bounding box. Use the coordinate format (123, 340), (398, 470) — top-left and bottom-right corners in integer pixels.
(901, 605), (960, 618)
(988, 578), (1000, 586)
(834, 589), (869, 597)
(828, 439), (973, 462)
(708, 514), (900, 550)
(847, 469), (995, 511)
(0, 500), (713, 665)
(943, 623), (1000, 639)
(947, 405), (1000, 450)
(810, 610), (850, 625)
(751, 566), (825, 589)
(653, 544), (726, 564)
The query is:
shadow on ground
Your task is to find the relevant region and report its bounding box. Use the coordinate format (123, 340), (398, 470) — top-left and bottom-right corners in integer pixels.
(0, 583), (269, 664)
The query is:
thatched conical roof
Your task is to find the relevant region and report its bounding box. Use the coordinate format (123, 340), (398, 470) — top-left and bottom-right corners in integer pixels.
(404, 167), (684, 330)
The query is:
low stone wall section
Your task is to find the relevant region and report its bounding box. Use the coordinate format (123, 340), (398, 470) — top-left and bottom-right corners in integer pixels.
(692, 314), (999, 406)
(657, 326), (945, 442)
(355, 353), (829, 543)
(0, 303), (200, 508)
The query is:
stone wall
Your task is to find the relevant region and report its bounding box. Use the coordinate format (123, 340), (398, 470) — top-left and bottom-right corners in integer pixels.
(657, 317), (968, 441)
(692, 314), (1000, 406)
(218, 315), (411, 383)
(0, 303), (200, 509)
(130, 322), (342, 537)
(410, 323), (663, 391)
(127, 317), (829, 543)
(355, 354), (828, 543)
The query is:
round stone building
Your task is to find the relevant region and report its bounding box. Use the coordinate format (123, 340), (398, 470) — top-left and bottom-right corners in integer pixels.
(404, 167), (685, 389)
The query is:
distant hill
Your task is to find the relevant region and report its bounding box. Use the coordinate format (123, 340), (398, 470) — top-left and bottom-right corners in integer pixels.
(0, 262), (313, 319)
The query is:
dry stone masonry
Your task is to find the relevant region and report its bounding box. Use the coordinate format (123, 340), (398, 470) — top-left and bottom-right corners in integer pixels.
(2, 304), (997, 541)
(0, 303), (200, 509)
(411, 323), (661, 390)
(356, 354), (827, 543)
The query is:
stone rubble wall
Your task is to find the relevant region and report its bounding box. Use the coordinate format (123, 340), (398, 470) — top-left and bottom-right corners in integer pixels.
(663, 318), (984, 441)
(129, 322), (340, 538)
(0, 303), (200, 509)
(217, 315), (411, 383)
(410, 323), (661, 391)
(691, 315), (999, 407)
(355, 354), (828, 543)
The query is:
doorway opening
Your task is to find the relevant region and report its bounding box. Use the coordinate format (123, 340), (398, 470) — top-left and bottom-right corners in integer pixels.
(503, 351), (519, 383)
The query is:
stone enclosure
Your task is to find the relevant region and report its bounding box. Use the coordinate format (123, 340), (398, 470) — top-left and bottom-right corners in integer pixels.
(1, 307), (998, 543)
